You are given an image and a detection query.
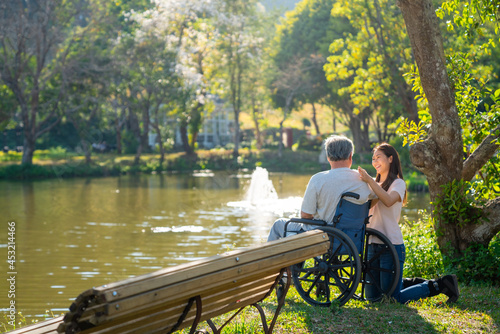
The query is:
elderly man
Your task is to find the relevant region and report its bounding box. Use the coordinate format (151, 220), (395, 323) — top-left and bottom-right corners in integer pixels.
(267, 135), (375, 241)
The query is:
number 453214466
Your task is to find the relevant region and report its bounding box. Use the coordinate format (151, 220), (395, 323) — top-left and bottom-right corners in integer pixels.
(7, 222), (15, 270)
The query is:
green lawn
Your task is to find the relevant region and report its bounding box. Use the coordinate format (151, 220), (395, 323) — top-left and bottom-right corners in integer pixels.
(3, 281), (497, 333)
(182, 284), (499, 333)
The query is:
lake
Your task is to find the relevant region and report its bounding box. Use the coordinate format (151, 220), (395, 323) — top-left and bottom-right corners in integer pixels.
(0, 169), (430, 324)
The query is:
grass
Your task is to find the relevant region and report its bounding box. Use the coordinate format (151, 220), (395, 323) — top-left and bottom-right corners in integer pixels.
(3, 284), (497, 333)
(177, 284), (499, 334)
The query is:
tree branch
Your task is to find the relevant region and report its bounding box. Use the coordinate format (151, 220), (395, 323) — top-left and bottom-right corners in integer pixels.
(462, 124), (500, 181)
(459, 197), (500, 247)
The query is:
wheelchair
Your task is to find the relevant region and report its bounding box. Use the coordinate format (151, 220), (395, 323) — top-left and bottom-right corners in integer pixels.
(284, 192), (400, 307)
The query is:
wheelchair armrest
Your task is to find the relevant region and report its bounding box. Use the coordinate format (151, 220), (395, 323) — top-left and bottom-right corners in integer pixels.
(286, 218), (328, 226)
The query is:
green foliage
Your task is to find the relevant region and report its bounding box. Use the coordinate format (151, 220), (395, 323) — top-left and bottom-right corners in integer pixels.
(295, 134), (325, 151)
(432, 179), (487, 228)
(402, 213), (499, 285)
(325, 0), (415, 145)
(437, 0), (500, 39)
(0, 83), (16, 130)
(0, 151), (22, 162)
(397, 118), (427, 147)
(402, 214), (444, 279)
(270, 0), (349, 116)
(443, 240), (500, 285)
(272, 0), (346, 63)
(121, 130), (139, 155)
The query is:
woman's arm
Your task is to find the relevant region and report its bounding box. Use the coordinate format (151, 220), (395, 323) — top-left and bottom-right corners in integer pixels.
(357, 167), (401, 207)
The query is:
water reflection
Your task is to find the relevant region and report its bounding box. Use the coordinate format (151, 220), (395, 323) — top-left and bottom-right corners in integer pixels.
(0, 171), (429, 322)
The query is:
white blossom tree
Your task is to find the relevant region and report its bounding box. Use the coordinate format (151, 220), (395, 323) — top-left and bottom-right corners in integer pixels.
(128, 0), (217, 155)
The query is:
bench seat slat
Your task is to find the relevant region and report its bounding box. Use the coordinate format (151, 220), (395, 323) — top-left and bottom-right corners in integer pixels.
(81, 275), (279, 334)
(5, 316), (63, 334)
(77, 274), (278, 329)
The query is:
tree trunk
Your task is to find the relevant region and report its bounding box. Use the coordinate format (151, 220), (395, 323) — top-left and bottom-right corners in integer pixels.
(134, 143), (142, 165)
(82, 139), (92, 164)
(114, 103), (124, 155)
(21, 135), (35, 165)
(180, 121), (194, 155)
(311, 102), (320, 135)
(278, 118), (284, 158)
(348, 114), (370, 153)
(157, 132), (164, 170)
(332, 112), (336, 133)
(188, 102), (203, 151)
(116, 121), (122, 155)
(250, 94), (262, 149)
(233, 109), (240, 159)
(134, 104), (150, 165)
(397, 0), (500, 255)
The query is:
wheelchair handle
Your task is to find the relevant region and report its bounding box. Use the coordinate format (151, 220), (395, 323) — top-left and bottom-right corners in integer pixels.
(341, 192), (360, 200)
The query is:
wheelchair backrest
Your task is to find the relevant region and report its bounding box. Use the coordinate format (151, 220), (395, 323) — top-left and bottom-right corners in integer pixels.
(331, 192), (371, 254)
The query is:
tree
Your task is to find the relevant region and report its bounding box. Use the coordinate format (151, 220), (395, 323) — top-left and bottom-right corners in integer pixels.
(235, 4), (278, 150)
(271, 55), (323, 157)
(115, 32), (177, 165)
(396, 0), (500, 261)
(271, 0), (351, 136)
(325, 0), (418, 151)
(130, 0), (217, 156)
(212, 0), (269, 158)
(96, 0), (152, 157)
(0, 0), (92, 164)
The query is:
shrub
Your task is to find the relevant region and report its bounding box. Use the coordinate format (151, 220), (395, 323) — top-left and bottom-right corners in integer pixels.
(402, 212), (500, 285)
(295, 134), (325, 151)
(402, 213), (444, 279)
(443, 239), (500, 286)
(0, 151), (22, 162)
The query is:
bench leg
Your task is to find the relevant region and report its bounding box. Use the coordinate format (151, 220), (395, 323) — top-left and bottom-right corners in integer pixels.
(168, 295), (202, 334)
(204, 267), (291, 334)
(266, 267), (291, 333)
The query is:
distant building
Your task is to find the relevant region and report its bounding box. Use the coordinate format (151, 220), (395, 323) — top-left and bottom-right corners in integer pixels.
(196, 98), (234, 149)
(148, 97), (234, 150)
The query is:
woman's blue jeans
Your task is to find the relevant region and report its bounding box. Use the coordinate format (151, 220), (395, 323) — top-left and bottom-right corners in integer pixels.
(365, 243), (430, 304)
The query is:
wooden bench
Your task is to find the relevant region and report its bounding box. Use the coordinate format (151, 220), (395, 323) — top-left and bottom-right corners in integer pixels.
(8, 230), (330, 334)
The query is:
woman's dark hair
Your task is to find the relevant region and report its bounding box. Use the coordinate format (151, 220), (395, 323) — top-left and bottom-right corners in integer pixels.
(373, 143), (407, 205)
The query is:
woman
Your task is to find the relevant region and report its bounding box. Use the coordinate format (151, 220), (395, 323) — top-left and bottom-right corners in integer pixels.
(357, 143), (459, 304)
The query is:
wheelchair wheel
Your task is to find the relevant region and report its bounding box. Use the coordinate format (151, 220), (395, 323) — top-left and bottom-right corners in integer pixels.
(291, 226), (361, 307)
(360, 228), (400, 302)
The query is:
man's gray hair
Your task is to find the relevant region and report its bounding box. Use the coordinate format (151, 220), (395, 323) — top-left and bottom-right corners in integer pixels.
(324, 135), (354, 161)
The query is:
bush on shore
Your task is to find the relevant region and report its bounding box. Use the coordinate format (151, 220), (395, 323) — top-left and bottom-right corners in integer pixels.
(0, 149), (326, 180)
(0, 148), (429, 191)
